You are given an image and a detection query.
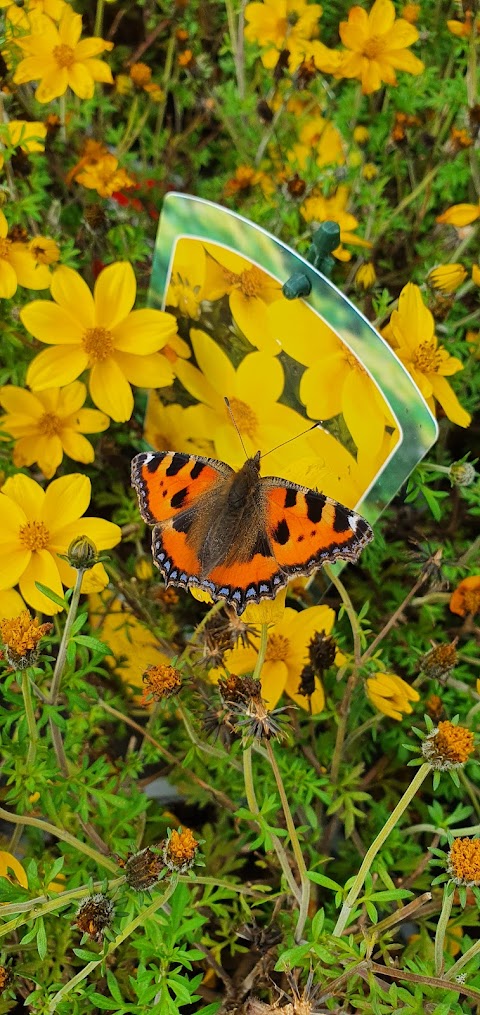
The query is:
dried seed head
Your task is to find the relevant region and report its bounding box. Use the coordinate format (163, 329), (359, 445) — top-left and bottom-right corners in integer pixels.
(162, 828), (199, 873)
(421, 641), (458, 681)
(298, 664), (316, 698)
(74, 894), (115, 941)
(308, 630), (336, 674)
(218, 673), (263, 706)
(449, 461), (477, 487)
(0, 611), (52, 670)
(422, 721), (475, 770)
(125, 847), (164, 890)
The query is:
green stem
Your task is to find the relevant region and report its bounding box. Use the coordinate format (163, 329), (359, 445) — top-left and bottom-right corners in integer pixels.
(324, 565), (362, 783)
(375, 166), (439, 241)
(0, 806), (118, 874)
(434, 885), (455, 976)
(253, 623), (268, 682)
(332, 764), (431, 936)
(224, 0), (245, 98)
(47, 878), (178, 1012)
(49, 568), (85, 706)
(265, 740), (310, 941)
(59, 93), (67, 144)
(243, 734), (300, 901)
(0, 878), (126, 939)
(93, 0), (105, 39)
(22, 668), (38, 772)
(445, 934), (480, 980)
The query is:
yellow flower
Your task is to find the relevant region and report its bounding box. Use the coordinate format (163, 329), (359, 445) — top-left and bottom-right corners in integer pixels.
(355, 262), (377, 288)
(175, 327), (317, 474)
(144, 390), (214, 457)
(366, 672), (419, 721)
(353, 125), (369, 143)
(166, 238), (208, 319)
(288, 116), (345, 171)
(384, 282), (471, 427)
(89, 591), (170, 704)
(0, 120), (47, 170)
(29, 236), (60, 267)
(428, 263), (468, 293)
(22, 262), (177, 422)
(338, 0), (424, 95)
(0, 381), (109, 479)
(300, 186), (371, 260)
(447, 12), (479, 37)
(362, 162), (378, 179)
(401, 3), (420, 22)
(0, 210), (52, 298)
(448, 839), (480, 886)
(13, 7), (113, 103)
(201, 244), (284, 354)
(0, 850), (64, 893)
(244, 0), (323, 71)
(210, 605), (336, 710)
(75, 154), (135, 198)
(466, 330), (480, 358)
(422, 721), (474, 769)
(224, 164), (275, 198)
(471, 264), (480, 286)
(0, 589), (25, 618)
(0, 473), (121, 613)
(267, 297), (395, 460)
(0, 851), (28, 889)
(437, 203), (480, 227)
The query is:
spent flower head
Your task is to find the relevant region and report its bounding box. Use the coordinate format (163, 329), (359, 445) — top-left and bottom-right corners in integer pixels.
(124, 847), (164, 891)
(74, 894), (115, 942)
(448, 838), (480, 887)
(141, 664), (182, 704)
(421, 641), (458, 681)
(0, 610), (52, 670)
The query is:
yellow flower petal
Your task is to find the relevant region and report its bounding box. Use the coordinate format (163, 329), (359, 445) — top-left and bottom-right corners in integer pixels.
(50, 265), (95, 328)
(113, 351), (174, 389)
(2, 472), (44, 520)
(27, 345), (89, 389)
(94, 262), (136, 329)
(0, 588), (25, 618)
(89, 358), (134, 421)
(19, 549), (64, 613)
(42, 473), (91, 532)
(113, 308), (177, 353)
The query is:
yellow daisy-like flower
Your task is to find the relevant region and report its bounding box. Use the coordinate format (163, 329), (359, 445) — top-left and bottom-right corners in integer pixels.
(0, 381), (110, 479)
(89, 591), (170, 705)
(288, 116), (345, 171)
(22, 262), (177, 422)
(428, 263), (467, 293)
(202, 244), (284, 355)
(174, 327), (316, 474)
(0, 210), (52, 299)
(355, 262), (377, 289)
(472, 265), (480, 287)
(437, 203), (480, 228)
(267, 298), (394, 459)
(166, 238), (208, 320)
(210, 605), (336, 710)
(0, 120), (47, 170)
(13, 7), (113, 103)
(144, 390), (214, 458)
(366, 671), (419, 721)
(300, 186), (371, 260)
(0, 473), (121, 614)
(75, 154), (135, 198)
(338, 0), (424, 95)
(384, 283), (471, 428)
(244, 0), (322, 71)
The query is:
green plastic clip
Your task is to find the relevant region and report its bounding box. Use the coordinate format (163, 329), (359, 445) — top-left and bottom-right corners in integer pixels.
(282, 220), (341, 300)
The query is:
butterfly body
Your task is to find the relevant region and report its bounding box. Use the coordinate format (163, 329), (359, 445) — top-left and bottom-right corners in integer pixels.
(131, 450), (373, 614)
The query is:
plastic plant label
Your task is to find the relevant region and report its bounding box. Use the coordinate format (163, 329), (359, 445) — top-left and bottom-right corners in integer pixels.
(147, 192), (438, 529)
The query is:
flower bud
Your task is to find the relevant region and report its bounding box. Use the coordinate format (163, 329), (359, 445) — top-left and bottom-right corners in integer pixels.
(449, 461), (477, 487)
(67, 535), (98, 570)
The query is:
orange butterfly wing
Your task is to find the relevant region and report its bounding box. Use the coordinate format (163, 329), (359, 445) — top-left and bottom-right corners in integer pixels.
(263, 479), (373, 576)
(131, 451), (234, 591)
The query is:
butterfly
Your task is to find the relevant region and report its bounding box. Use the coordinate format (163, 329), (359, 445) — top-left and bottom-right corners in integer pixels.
(131, 450), (373, 615)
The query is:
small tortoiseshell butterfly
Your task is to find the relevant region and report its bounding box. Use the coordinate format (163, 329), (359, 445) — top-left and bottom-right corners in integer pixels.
(131, 449), (373, 615)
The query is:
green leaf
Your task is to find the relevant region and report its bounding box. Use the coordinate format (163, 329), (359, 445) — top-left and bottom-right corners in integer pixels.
(307, 871), (343, 892)
(34, 583), (68, 610)
(36, 918), (47, 960)
(74, 635), (111, 653)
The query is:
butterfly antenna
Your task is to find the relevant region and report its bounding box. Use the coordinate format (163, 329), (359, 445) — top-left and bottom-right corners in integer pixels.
(224, 397), (248, 457)
(261, 422), (322, 461)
